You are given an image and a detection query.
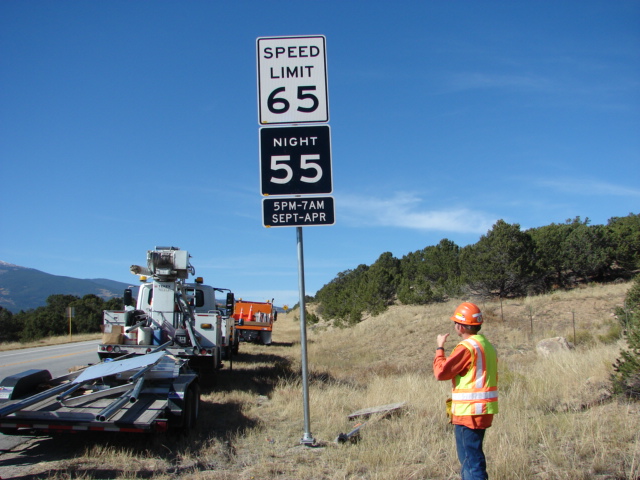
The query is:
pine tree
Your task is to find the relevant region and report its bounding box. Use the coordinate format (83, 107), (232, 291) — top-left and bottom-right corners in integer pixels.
(612, 275), (640, 398)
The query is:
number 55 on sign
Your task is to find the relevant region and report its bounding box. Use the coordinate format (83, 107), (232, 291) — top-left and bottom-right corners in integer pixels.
(257, 35), (329, 125)
(259, 125), (332, 196)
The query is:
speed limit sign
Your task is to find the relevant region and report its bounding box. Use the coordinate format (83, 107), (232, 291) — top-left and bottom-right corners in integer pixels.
(260, 125), (332, 196)
(257, 35), (329, 125)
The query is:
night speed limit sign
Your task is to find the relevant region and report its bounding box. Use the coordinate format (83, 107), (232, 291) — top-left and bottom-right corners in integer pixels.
(257, 35), (329, 125)
(260, 125), (332, 196)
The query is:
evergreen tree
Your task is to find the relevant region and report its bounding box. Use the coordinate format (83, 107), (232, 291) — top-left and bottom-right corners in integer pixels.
(72, 294), (106, 333)
(460, 220), (537, 298)
(399, 238), (461, 302)
(20, 294), (79, 340)
(606, 213), (640, 273)
(104, 297), (124, 311)
(612, 275), (640, 398)
(0, 306), (21, 343)
(564, 217), (610, 281)
(315, 265), (368, 325)
(314, 213), (638, 325)
(361, 252), (400, 315)
(529, 222), (574, 289)
(397, 276), (434, 305)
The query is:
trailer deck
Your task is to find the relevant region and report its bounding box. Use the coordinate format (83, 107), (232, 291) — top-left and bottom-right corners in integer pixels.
(0, 352), (198, 434)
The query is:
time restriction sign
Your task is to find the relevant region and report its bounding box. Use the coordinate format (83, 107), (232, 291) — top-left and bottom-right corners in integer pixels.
(263, 196), (335, 227)
(257, 35), (329, 125)
(260, 124), (332, 196)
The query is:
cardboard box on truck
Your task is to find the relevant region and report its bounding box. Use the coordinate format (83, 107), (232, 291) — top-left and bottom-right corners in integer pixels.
(101, 324), (123, 344)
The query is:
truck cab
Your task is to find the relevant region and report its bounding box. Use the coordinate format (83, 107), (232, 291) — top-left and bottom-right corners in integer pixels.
(186, 282), (238, 359)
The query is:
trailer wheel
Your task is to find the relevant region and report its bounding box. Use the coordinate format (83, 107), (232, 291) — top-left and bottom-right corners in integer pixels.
(189, 382), (201, 426)
(182, 382), (200, 432)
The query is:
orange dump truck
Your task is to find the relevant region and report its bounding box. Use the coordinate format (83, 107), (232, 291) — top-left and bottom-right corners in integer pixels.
(232, 300), (277, 345)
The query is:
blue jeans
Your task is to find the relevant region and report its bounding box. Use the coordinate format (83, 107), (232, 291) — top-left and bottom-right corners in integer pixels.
(454, 424), (487, 480)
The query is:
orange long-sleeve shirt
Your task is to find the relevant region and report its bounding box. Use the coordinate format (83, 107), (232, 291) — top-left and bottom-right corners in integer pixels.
(433, 345), (494, 429)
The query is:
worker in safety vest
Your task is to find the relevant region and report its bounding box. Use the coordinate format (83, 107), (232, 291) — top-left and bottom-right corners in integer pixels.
(433, 302), (498, 480)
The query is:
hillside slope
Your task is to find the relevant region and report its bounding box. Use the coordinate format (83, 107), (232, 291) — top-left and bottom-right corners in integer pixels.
(0, 261), (129, 312)
(0, 282), (637, 480)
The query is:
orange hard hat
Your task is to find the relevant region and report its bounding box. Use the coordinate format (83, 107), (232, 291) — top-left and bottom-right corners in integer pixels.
(451, 302), (483, 326)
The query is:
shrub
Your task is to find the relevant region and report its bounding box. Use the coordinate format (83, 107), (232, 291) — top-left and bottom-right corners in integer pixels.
(598, 320), (623, 344)
(611, 275), (640, 398)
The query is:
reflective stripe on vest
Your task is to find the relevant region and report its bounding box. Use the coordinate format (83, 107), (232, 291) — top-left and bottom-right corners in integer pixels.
(451, 335), (498, 416)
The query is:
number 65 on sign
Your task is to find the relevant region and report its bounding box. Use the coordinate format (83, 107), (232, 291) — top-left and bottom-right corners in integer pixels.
(257, 35), (329, 125)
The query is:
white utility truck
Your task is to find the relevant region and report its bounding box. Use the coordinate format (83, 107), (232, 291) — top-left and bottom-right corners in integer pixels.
(97, 247), (236, 376)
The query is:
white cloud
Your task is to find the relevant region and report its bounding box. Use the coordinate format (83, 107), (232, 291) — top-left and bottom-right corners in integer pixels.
(338, 192), (495, 234)
(538, 178), (640, 197)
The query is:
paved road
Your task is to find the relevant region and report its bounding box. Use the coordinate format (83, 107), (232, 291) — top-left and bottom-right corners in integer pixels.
(0, 340), (101, 452)
(0, 340), (100, 379)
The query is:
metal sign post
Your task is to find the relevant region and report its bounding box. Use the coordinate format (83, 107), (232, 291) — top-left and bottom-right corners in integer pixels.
(67, 307), (75, 341)
(296, 226), (315, 445)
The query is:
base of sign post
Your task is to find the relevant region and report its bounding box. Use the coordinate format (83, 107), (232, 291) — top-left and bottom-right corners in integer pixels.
(300, 433), (316, 446)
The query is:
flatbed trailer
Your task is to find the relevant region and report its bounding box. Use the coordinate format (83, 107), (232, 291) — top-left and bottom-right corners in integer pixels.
(0, 351), (200, 435)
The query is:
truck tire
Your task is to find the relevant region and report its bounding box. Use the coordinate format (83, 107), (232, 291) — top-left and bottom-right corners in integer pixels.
(169, 381), (200, 433)
(260, 331), (272, 345)
(182, 382), (201, 432)
(189, 382), (201, 427)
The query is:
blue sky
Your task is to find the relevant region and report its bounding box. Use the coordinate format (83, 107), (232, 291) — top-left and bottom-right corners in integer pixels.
(1, 1), (638, 309)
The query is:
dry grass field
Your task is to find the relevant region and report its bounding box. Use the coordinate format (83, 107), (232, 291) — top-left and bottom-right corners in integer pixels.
(0, 332), (101, 352)
(1, 281), (639, 479)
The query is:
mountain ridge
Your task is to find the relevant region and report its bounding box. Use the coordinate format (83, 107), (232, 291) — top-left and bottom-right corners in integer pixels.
(0, 261), (130, 313)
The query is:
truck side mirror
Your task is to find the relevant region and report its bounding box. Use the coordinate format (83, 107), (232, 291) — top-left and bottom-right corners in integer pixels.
(226, 292), (235, 312)
(123, 288), (133, 307)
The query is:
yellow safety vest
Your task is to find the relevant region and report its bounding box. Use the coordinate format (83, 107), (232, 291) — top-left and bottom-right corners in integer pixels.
(451, 335), (499, 416)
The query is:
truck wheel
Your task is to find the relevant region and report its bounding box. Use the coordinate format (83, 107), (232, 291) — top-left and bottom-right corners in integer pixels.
(260, 331), (272, 345)
(182, 382), (200, 432)
(222, 346), (231, 360)
(190, 382), (200, 426)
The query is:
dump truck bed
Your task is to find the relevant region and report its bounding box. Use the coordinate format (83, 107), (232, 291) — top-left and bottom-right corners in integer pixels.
(232, 300), (276, 344)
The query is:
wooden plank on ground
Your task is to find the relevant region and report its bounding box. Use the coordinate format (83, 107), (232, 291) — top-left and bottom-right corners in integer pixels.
(347, 402), (406, 420)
